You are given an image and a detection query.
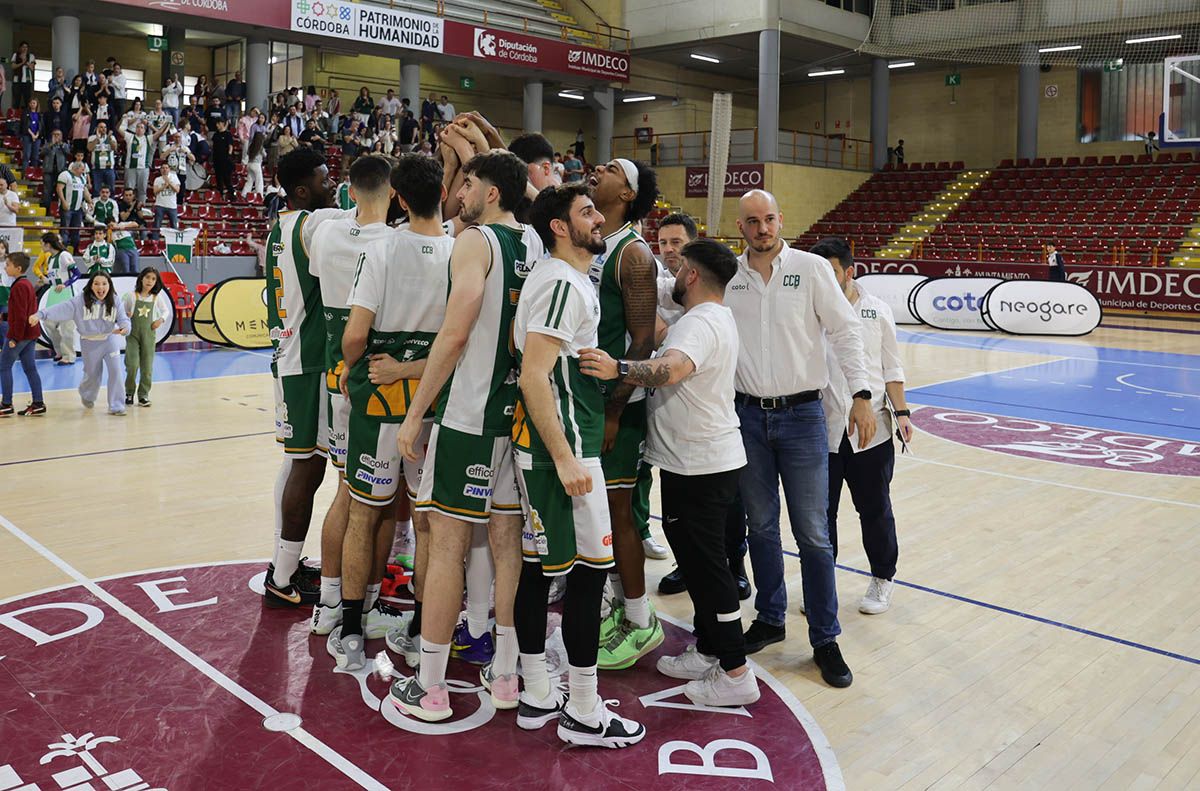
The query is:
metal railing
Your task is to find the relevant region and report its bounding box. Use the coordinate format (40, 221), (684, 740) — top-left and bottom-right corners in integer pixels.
(612, 128), (872, 171)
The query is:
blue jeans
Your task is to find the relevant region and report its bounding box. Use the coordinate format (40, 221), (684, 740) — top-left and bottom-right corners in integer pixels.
(166, 107), (180, 126)
(114, 246), (139, 274)
(92, 168), (116, 197)
(62, 208), (84, 250)
(21, 134), (41, 169)
(153, 206), (179, 239)
(1, 338), (43, 405)
(737, 398), (841, 647)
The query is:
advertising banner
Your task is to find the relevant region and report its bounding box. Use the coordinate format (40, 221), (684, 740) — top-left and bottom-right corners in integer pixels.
(192, 277), (272, 349)
(103, 0), (289, 29)
(856, 273), (927, 325)
(685, 164), (765, 198)
(290, 0), (444, 53)
(908, 277), (1002, 331)
(980, 280), (1103, 336)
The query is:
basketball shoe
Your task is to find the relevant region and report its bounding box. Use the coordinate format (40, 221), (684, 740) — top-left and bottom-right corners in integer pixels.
(517, 682), (565, 730)
(389, 676), (451, 722)
(364, 600), (407, 639)
(310, 602), (342, 635)
(326, 631), (365, 671)
(597, 609), (664, 670)
(263, 562), (320, 607)
(480, 661), (518, 710)
(451, 620), (495, 665)
(557, 698), (645, 749)
(684, 664), (760, 707)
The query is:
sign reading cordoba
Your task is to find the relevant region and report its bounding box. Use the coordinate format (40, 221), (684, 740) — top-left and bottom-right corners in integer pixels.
(685, 164), (765, 198)
(291, 0), (444, 51)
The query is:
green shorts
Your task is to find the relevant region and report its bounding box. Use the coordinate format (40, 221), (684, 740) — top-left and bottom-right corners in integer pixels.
(274, 372), (329, 458)
(601, 399), (647, 489)
(344, 412), (432, 506)
(632, 461), (653, 541)
(415, 424), (522, 523)
(517, 459), (614, 576)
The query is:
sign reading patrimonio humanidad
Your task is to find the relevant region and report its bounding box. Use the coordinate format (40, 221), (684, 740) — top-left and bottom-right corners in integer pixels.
(291, 0), (444, 51)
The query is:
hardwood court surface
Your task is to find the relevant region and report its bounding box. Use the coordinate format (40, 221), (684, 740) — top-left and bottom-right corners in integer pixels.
(1, 319), (1198, 789)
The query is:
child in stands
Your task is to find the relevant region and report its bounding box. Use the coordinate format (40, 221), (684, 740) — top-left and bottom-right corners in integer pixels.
(122, 266), (168, 407)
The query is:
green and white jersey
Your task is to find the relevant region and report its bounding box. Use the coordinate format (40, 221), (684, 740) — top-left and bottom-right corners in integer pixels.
(85, 241), (115, 273)
(265, 207), (349, 378)
(512, 256), (604, 468)
(309, 214), (394, 394)
(587, 220), (647, 404)
(46, 251), (75, 286)
(91, 135), (116, 169)
(336, 182), (355, 211)
(57, 171), (88, 210)
(93, 198), (119, 226)
(146, 110), (171, 132)
(348, 228), (454, 422)
(125, 134), (153, 169)
(437, 223), (542, 436)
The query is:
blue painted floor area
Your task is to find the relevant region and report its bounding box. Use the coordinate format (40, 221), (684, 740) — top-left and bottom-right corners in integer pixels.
(7, 348), (270, 396)
(902, 330), (1200, 441)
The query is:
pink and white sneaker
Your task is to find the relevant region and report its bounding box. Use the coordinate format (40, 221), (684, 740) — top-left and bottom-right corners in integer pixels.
(480, 662), (519, 710)
(389, 676), (452, 722)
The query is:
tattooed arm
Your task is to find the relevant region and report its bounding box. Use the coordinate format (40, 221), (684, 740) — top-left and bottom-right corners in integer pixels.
(579, 348), (696, 388)
(602, 240), (658, 450)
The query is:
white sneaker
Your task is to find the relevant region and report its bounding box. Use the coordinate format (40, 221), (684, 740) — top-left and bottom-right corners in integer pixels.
(393, 528), (416, 568)
(557, 698), (646, 749)
(326, 630), (365, 671)
(385, 619), (420, 668)
(642, 537), (670, 560)
(547, 576), (567, 605)
(656, 645), (718, 680)
(364, 601), (408, 639)
(859, 577), (894, 614)
(311, 601), (343, 635)
(516, 681), (565, 730)
(684, 665), (761, 707)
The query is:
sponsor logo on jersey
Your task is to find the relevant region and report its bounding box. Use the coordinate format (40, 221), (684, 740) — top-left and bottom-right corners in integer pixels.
(272, 242), (285, 256)
(277, 422), (294, 439)
(465, 464), (492, 480)
(463, 483), (494, 498)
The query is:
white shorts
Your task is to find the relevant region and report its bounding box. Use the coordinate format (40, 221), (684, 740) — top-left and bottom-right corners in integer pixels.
(327, 391), (350, 471)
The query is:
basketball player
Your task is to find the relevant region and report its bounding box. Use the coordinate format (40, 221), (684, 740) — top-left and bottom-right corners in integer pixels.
(507, 132), (561, 221)
(586, 158), (663, 670)
(263, 147), (344, 607)
(328, 155), (453, 670)
(511, 182), (645, 746)
(306, 155), (405, 653)
(391, 151), (539, 721)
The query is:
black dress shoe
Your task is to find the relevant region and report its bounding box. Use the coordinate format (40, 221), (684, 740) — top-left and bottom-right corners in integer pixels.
(743, 620), (785, 654)
(736, 574), (752, 601)
(813, 641), (853, 688)
(658, 566), (687, 595)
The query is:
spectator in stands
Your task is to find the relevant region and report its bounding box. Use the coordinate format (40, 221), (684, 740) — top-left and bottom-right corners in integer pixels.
(162, 74), (184, 127)
(163, 133), (195, 208)
(437, 94), (456, 123)
(152, 163), (181, 238)
(563, 150), (584, 183)
(41, 129), (69, 209)
(894, 139), (905, 165)
(263, 173), (285, 223)
(57, 160), (93, 252)
(420, 91), (438, 138)
(0, 177), (19, 229)
(20, 98), (43, 169)
(147, 99), (173, 157)
(284, 104), (304, 137)
(121, 119), (160, 205)
(92, 75), (114, 122)
(93, 95), (114, 133)
(310, 99), (332, 135)
(238, 106), (263, 157)
(398, 110), (419, 153)
(46, 67), (67, 105)
(193, 75), (211, 104)
(225, 71), (246, 121)
(180, 95), (203, 133)
(87, 122), (119, 197)
(205, 97), (226, 135)
(303, 85), (319, 114)
(573, 128), (585, 160)
(70, 103), (93, 156)
(212, 118), (236, 202)
(210, 79), (226, 115)
(553, 152), (566, 181)
(43, 96), (68, 145)
(327, 89), (342, 118)
(339, 119), (361, 168)
(0, 252), (45, 418)
(1144, 131), (1159, 158)
(98, 187), (138, 274)
(82, 61), (99, 95)
(242, 133), (266, 199)
(379, 88), (402, 120)
(299, 119), (328, 155)
(110, 64), (127, 120)
(119, 97), (146, 135)
(374, 116), (397, 155)
(270, 92), (287, 117)
(278, 123), (299, 162)
(9, 43), (34, 111)
(117, 187), (146, 259)
(353, 87), (374, 126)
(65, 75), (86, 123)
(1045, 243), (1066, 282)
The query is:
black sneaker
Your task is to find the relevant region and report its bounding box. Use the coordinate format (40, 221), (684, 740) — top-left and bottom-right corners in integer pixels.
(18, 403), (47, 417)
(0, 404), (13, 418)
(138, 397), (151, 407)
(296, 558), (322, 586)
(263, 562), (320, 607)
(557, 699), (646, 749)
(813, 641), (853, 688)
(729, 557), (752, 601)
(743, 620), (786, 654)
(125, 395), (134, 405)
(658, 566), (686, 595)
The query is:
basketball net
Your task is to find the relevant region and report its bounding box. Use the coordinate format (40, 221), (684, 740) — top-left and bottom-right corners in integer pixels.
(707, 92), (733, 237)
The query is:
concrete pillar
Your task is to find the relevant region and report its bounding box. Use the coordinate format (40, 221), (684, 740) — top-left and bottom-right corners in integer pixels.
(1017, 43), (1040, 161)
(161, 26), (186, 90)
(246, 35), (269, 114)
(0, 8), (12, 112)
(51, 11), (80, 84)
(870, 57), (890, 171)
(590, 86), (613, 164)
(400, 61), (420, 110)
(758, 28), (781, 162)
(523, 80), (543, 134)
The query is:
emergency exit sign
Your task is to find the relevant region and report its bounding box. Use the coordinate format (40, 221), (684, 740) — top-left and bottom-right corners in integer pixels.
(1103, 59), (1124, 73)
(147, 36), (167, 52)
(460, 76), (475, 89)
(945, 73), (962, 87)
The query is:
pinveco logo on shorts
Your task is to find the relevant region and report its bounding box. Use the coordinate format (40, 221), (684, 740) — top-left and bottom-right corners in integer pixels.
(980, 280), (1103, 336)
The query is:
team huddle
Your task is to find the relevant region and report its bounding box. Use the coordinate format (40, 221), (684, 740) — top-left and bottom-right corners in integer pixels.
(258, 119), (693, 748)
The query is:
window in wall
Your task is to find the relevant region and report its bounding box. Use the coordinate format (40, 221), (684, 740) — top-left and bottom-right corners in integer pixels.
(118, 67), (146, 100)
(35, 59), (55, 93)
(826, 0), (873, 11)
(213, 43), (244, 90)
(1078, 63), (1166, 143)
(270, 42), (303, 95)
(890, 0), (1012, 14)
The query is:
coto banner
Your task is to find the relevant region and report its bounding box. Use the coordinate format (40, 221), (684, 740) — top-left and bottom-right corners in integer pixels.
(908, 276), (1003, 331)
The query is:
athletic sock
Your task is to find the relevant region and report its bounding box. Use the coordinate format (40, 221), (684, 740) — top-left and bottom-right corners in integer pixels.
(520, 652), (550, 700)
(465, 523), (494, 638)
(272, 457), (292, 544)
(568, 664), (598, 715)
(418, 640), (451, 690)
(272, 539), (304, 588)
(494, 624), (518, 676)
(320, 576), (342, 608)
(409, 601), (422, 637)
(624, 594), (650, 629)
(364, 583), (381, 611)
(608, 572), (625, 603)
(341, 599), (364, 637)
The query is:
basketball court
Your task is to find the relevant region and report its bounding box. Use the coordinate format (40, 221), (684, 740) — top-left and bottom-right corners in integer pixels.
(2, 317), (1197, 789)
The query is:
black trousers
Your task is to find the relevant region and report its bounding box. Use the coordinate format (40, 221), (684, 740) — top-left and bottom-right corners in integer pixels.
(214, 161), (234, 198)
(661, 467), (746, 671)
(827, 433), (898, 580)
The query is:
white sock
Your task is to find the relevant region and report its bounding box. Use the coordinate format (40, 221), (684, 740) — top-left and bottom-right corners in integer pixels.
(418, 640), (451, 690)
(320, 576), (341, 607)
(272, 457), (292, 544)
(465, 524), (494, 638)
(520, 652), (550, 699)
(624, 594), (651, 629)
(609, 572), (625, 603)
(397, 518), (414, 542)
(271, 539), (304, 588)
(568, 664), (598, 715)
(494, 624), (518, 677)
(365, 583), (381, 610)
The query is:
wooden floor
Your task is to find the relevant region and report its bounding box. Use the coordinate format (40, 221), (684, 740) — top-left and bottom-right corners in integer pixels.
(2, 319), (1198, 789)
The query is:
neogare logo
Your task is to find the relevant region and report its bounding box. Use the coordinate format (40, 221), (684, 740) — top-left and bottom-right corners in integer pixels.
(980, 280), (1102, 336)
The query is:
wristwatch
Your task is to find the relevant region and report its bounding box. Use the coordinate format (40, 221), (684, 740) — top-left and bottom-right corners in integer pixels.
(894, 409), (911, 417)
(618, 360), (631, 379)
(852, 389), (872, 401)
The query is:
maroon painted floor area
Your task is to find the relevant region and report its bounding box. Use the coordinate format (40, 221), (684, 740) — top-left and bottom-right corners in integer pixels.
(1, 563), (840, 790)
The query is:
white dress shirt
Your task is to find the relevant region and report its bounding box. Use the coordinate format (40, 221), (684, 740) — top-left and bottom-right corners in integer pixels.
(725, 244), (869, 398)
(823, 283), (905, 453)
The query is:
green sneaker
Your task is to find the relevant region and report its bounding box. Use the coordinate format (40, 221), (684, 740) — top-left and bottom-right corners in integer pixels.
(599, 598), (625, 644)
(597, 611), (665, 670)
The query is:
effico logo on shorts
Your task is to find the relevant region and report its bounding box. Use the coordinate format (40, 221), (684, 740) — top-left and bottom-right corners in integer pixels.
(909, 277), (1003, 331)
(980, 280), (1103, 336)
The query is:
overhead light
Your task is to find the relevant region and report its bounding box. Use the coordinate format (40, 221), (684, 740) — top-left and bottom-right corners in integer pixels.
(558, 91), (584, 100)
(1039, 44), (1082, 53)
(1126, 33), (1182, 44)
(808, 69), (845, 77)
(690, 53), (720, 64)
(888, 61), (916, 69)
(622, 94), (657, 103)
